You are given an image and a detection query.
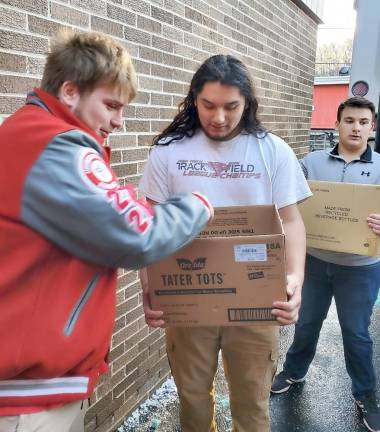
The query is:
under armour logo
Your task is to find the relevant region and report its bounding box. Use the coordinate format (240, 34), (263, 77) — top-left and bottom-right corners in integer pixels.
(361, 171), (370, 177)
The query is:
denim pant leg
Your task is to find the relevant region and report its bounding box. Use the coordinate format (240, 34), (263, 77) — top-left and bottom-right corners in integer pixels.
(333, 261), (380, 398)
(284, 254), (333, 379)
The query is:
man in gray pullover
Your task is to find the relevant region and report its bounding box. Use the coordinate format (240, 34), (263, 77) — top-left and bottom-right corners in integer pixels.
(271, 97), (380, 432)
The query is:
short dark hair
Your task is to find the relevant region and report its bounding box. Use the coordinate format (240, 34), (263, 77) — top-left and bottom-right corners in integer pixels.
(153, 54), (266, 145)
(337, 96), (376, 121)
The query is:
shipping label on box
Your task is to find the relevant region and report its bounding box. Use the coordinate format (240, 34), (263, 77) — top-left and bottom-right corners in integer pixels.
(147, 205), (287, 327)
(299, 180), (380, 256)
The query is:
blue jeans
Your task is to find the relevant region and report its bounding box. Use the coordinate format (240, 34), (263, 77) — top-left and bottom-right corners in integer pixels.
(284, 254), (380, 398)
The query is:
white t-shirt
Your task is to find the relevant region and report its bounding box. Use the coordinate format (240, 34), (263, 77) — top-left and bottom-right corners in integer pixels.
(139, 130), (311, 207)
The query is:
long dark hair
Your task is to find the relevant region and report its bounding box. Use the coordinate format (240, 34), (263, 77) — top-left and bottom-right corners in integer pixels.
(153, 54), (266, 145)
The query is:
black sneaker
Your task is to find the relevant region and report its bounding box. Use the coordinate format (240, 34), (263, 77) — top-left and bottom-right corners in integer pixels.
(270, 370), (306, 394)
(356, 393), (380, 432)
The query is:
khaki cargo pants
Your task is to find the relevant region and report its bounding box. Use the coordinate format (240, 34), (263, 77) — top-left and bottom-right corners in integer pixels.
(166, 325), (279, 432)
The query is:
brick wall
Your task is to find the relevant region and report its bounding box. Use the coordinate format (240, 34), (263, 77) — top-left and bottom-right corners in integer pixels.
(0, 1), (319, 430)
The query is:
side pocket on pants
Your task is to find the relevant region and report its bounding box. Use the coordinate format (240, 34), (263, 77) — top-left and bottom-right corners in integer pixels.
(270, 349), (279, 382)
(259, 349), (278, 399)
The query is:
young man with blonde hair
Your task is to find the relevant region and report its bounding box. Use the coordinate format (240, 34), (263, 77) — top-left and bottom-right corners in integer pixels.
(0, 30), (213, 432)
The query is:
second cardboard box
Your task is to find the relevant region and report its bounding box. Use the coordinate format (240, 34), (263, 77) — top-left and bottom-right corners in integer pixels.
(299, 180), (380, 256)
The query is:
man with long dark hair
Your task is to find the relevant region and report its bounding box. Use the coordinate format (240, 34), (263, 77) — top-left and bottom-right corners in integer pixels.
(139, 54), (311, 431)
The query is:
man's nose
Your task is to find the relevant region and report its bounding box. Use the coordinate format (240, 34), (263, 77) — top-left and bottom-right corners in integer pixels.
(111, 111), (123, 130)
(352, 121), (361, 131)
(213, 109), (226, 123)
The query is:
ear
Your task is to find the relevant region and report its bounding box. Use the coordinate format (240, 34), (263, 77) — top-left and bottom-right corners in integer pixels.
(335, 120), (340, 130)
(57, 81), (80, 111)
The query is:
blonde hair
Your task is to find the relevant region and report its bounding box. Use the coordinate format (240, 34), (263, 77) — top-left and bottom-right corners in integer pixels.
(41, 30), (137, 102)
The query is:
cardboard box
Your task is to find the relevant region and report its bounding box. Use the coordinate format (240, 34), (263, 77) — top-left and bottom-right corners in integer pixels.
(299, 180), (380, 256)
(147, 205), (287, 326)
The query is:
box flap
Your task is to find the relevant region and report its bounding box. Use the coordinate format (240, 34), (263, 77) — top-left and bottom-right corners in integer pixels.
(198, 205), (284, 238)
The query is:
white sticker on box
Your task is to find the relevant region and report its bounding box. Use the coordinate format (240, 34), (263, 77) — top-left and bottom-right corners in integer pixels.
(234, 244), (267, 262)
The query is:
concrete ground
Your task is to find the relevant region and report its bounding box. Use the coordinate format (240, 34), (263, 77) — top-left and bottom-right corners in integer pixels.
(120, 301), (380, 432)
(269, 302), (380, 432)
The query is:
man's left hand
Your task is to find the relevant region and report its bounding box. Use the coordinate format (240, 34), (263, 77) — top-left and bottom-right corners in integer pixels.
(367, 214), (380, 235)
(271, 273), (302, 325)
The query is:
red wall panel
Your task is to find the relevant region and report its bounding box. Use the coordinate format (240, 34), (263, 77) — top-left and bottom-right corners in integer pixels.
(311, 84), (349, 129)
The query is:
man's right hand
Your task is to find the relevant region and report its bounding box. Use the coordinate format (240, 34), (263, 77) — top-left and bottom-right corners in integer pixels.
(140, 268), (165, 328)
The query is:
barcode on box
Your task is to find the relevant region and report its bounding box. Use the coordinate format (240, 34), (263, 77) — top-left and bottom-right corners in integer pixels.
(228, 308), (274, 322)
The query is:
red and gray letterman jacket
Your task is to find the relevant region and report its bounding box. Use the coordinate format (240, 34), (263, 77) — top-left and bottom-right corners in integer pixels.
(0, 88), (212, 409)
